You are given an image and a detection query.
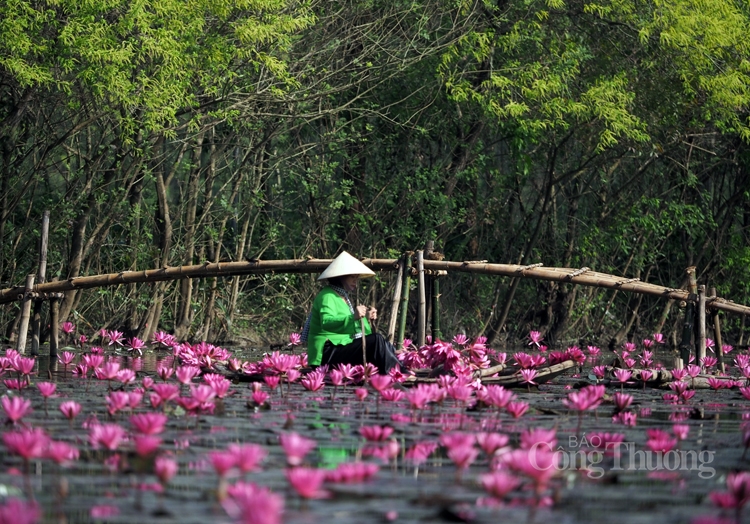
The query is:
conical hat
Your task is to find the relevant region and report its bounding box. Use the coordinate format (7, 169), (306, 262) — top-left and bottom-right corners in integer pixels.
(317, 251), (376, 280)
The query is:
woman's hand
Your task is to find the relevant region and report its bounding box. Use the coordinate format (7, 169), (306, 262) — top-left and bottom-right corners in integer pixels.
(366, 307), (378, 321)
(354, 305), (368, 320)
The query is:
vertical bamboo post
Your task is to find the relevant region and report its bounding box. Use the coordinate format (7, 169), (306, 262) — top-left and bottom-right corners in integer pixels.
(387, 255), (404, 344)
(678, 266), (697, 368)
(31, 210), (50, 357)
(49, 295), (60, 359)
(416, 250), (426, 348)
(424, 241), (434, 337)
(16, 274), (36, 355)
(697, 284), (706, 367)
(432, 276), (441, 341)
(396, 254), (413, 347)
(709, 287), (725, 373)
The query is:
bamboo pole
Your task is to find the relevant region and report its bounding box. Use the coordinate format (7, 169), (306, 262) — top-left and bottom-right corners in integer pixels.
(387, 255), (404, 344)
(678, 267), (697, 368)
(396, 254), (413, 347)
(49, 296), (59, 359)
(16, 274), (35, 355)
(31, 210), (50, 356)
(697, 284), (706, 366)
(0, 257), (750, 316)
(360, 318), (367, 366)
(709, 287), (725, 373)
(416, 250), (426, 347)
(432, 276), (441, 341)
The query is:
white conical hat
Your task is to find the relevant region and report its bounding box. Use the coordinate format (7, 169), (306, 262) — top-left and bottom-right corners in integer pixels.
(317, 251), (376, 280)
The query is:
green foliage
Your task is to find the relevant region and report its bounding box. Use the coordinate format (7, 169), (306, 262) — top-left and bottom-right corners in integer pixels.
(3, 0), (750, 346)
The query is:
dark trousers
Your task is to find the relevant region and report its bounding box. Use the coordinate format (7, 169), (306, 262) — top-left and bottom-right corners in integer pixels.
(322, 333), (401, 374)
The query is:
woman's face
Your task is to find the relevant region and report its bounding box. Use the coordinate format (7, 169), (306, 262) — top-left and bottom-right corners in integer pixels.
(341, 274), (359, 292)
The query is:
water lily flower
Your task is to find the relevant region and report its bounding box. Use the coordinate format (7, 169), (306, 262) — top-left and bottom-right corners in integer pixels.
(592, 365), (607, 379)
(481, 471), (519, 500)
(106, 391), (130, 416)
(354, 388), (368, 401)
(176, 365), (201, 385)
(130, 413), (168, 435)
(152, 331), (177, 348)
(369, 374), (392, 393)
(3, 427), (49, 460)
(286, 467), (329, 499)
(227, 443), (266, 474)
(59, 400), (82, 421)
(288, 332), (302, 348)
(405, 441), (438, 466)
(155, 456), (178, 485)
(2, 396), (32, 423)
(134, 435), (162, 457)
(126, 337), (146, 356)
(0, 498), (40, 524)
(613, 369), (632, 384)
(46, 440), (79, 465)
(210, 450), (237, 477)
(476, 432), (509, 456)
(613, 392), (633, 412)
(60, 322), (75, 334)
(360, 425), (394, 442)
(300, 370), (325, 392)
(152, 383), (180, 404)
(223, 482), (283, 524)
(476, 384), (515, 408)
(280, 432), (316, 467)
(325, 462), (379, 483)
(506, 400), (529, 419)
(520, 368), (538, 386)
(672, 424), (689, 441)
(251, 390), (269, 406)
(528, 330), (543, 347)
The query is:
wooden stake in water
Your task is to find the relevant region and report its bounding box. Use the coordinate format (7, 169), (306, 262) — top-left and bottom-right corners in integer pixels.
(710, 286), (726, 373)
(31, 210), (50, 357)
(697, 285), (706, 367)
(360, 317), (367, 367)
(417, 250), (425, 347)
(16, 274), (35, 355)
(387, 255), (404, 344)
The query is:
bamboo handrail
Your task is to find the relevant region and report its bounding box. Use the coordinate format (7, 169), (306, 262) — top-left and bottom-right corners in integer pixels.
(2, 258), (750, 316)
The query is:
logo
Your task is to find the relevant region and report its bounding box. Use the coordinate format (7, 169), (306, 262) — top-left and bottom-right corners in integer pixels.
(528, 435), (716, 479)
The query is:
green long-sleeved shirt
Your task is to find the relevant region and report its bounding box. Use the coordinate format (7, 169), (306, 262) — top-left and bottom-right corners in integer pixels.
(307, 286), (371, 366)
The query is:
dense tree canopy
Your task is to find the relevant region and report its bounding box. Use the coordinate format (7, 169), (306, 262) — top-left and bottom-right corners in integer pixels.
(2, 0), (750, 348)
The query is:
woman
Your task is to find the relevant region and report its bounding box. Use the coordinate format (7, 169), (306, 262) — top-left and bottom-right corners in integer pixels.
(305, 251), (401, 374)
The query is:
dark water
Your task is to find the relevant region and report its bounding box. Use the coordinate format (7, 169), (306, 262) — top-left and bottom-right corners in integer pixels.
(1, 344), (748, 524)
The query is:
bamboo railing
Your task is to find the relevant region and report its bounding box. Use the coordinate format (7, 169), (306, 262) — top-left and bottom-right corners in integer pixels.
(2, 258), (749, 315)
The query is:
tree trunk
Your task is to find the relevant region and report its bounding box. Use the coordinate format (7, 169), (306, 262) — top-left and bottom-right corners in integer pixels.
(174, 133), (205, 340)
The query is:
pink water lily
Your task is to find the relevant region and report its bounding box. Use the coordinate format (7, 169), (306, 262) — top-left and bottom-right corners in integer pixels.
(481, 471), (519, 499)
(360, 425), (394, 442)
(280, 432), (316, 466)
(528, 330), (543, 347)
(3, 427), (50, 460)
(126, 337), (146, 355)
(89, 423), (126, 451)
(227, 443), (266, 474)
(506, 400), (529, 419)
(2, 395), (32, 423)
(130, 413), (168, 435)
(59, 400), (82, 421)
(155, 456), (178, 485)
(286, 467), (329, 499)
